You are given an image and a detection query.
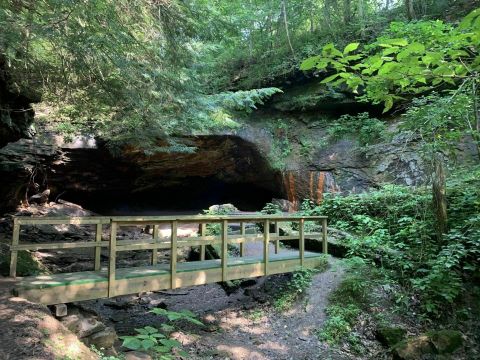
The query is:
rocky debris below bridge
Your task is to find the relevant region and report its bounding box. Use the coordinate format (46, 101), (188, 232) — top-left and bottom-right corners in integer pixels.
(0, 277), (98, 360)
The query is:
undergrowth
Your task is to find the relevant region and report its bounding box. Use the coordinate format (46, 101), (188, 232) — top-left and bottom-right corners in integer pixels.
(317, 257), (380, 345)
(302, 166), (480, 319)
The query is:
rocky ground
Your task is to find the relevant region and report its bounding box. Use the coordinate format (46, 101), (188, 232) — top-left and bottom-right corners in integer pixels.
(68, 259), (346, 360)
(2, 202), (473, 360)
(0, 277), (97, 360)
(0, 202), (355, 360)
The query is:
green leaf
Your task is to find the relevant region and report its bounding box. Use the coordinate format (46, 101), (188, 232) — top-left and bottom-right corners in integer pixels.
(144, 326), (158, 334)
(407, 42), (425, 54)
(135, 328), (149, 335)
(383, 38), (408, 47)
(160, 339), (182, 348)
(122, 337), (142, 350)
(343, 43), (360, 55)
(321, 73), (340, 84)
(378, 62), (397, 75)
(315, 60), (329, 70)
(300, 56), (320, 71)
(383, 96), (394, 113)
(323, 43), (343, 58)
(382, 47), (400, 56)
(141, 338), (157, 350)
(154, 345), (172, 353)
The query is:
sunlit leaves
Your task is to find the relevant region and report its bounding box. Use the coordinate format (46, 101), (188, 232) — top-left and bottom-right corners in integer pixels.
(343, 43), (360, 55)
(300, 9), (480, 113)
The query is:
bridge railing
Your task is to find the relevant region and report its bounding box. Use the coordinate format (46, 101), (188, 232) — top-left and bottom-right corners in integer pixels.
(9, 215), (327, 297)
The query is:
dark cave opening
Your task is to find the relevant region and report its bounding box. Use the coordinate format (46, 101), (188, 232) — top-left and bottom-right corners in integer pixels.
(48, 135), (284, 215)
(61, 178), (281, 215)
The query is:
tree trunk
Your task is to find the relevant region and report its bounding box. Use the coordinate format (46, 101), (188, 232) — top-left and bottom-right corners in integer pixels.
(343, 0), (351, 25)
(473, 79), (480, 161)
(358, 0), (366, 38)
(281, 0), (295, 57)
(323, 0), (332, 30)
(432, 152), (448, 242)
(405, 0), (416, 20)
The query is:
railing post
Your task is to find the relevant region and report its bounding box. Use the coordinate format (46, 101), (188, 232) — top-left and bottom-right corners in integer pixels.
(200, 223), (206, 261)
(240, 221), (245, 257)
(108, 221), (117, 298)
(274, 221), (280, 254)
(94, 223), (102, 271)
(299, 218), (305, 267)
(264, 219), (270, 276)
(322, 218), (328, 254)
(152, 225), (159, 265)
(221, 220), (228, 282)
(171, 221), (177, 289)
(9, 218), (20, 278)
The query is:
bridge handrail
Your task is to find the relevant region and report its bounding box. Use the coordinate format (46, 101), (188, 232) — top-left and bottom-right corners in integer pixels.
(9, 215), (328, 297)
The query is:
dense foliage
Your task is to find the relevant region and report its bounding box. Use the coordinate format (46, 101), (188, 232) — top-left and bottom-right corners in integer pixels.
(0, 0), (281, 150)
(302, 166), (480, 317)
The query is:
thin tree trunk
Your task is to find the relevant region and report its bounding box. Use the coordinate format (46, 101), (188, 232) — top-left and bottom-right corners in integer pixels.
(358, 0), (366, 38)
(281, 0), (295, 57)
(473, 79), (480, 161)
(248, 0), (254, 59)
(405, 0), (415, 20)
(323, 0), (332, 30)
(343, 0), (351, 25)
(432, 152), (448, 242)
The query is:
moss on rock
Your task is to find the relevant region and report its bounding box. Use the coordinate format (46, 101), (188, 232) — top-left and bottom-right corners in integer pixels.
(427, 329), (463, 354)
(376, 326), (407, 347)
(0, 250), (45, 277)
(392, 335), (434, 360)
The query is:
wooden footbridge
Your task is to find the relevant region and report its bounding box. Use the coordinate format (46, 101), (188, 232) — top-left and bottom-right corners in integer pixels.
(9, 215), (328, 305)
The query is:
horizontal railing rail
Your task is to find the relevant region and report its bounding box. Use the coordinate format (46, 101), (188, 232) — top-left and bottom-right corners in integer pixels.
(10, 214), (328, 297)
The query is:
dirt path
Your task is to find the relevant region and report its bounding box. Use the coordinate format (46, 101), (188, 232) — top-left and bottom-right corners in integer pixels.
(186, 258), (345, 360)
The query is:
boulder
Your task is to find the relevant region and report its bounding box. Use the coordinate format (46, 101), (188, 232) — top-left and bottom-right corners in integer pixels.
(61, 314), (106, 338)
(85, 327), (118, 349)
(392, 330), (464, 359)
(393, 335), (434, 360)
(427, 330), (463, 355)
(125, 351), (153, 360)
(376, 326), (407, 347)
(271, 198), (294, 212)
(207, 203), (239, 214)
(29, 189), (51, 204)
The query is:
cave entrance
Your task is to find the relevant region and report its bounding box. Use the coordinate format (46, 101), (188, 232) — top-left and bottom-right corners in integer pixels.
(50, 135), (284, 215)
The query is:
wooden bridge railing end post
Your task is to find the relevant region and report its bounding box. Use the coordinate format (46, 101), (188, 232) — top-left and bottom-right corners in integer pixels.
(322, 218), (328, 255)
(9, 218), (20, 278)
(264, 219), (270, 276)
(299, 218), (305, 267)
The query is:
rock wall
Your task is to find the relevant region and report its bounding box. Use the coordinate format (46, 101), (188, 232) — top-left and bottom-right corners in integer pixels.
(0, 132), (284, 213)
(0, 57), (37, 147)
(0, 76), (434, 214)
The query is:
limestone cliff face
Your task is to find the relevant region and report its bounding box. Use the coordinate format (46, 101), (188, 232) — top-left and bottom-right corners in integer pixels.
(0, 77), (431, 213)
(0, 120), (426, 213)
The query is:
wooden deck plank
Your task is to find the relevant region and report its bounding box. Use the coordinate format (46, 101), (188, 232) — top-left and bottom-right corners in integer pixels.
(16, 251), (322, 290)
